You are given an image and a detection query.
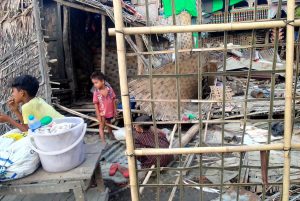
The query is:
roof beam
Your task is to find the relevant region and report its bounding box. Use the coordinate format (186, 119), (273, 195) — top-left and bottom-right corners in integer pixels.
(53, 0), (106, 15)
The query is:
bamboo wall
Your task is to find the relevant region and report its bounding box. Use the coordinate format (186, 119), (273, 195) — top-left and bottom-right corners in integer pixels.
(0, 0), (50, 133)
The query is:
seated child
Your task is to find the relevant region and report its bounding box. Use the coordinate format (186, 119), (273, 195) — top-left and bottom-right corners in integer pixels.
(0, 75), (63, 132)
(90, 72), (117, 143)
(134, 115), (174, 168)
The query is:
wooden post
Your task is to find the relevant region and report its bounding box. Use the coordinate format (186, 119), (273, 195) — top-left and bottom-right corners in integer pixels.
(63, 6), (76, 97)
(56, 3), (66, 79)
(101, 15), (106, 74)
(207, 61), (217, 86)
(33, 0), (51, 103)
(135, 35), (144, 75)
(112, 0), (140, 200)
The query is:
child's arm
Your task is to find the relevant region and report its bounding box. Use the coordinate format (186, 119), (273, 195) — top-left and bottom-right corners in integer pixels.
(0, 114), (28, 132)
(114, 99), (118, 117)
(7, 98), (24, 123)
(94, 104), (101, 121)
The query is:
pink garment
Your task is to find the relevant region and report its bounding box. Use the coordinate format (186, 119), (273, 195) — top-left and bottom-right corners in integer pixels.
(93, 86), (116, 118)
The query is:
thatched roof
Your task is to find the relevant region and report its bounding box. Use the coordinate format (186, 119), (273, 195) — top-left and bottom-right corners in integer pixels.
(0, 0), (49, 133)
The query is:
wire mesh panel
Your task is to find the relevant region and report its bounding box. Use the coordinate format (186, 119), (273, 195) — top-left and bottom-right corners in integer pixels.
(110, 0), (300, 200)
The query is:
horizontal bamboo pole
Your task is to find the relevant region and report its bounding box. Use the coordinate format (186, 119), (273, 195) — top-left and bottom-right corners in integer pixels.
(126, 42), (300, 57)
(132, 118), (300, 125)
(129, 70), (286, 78)
(134, 144), (284, 156)
(133, 97), (296, 103)
(139, 182), (284, 188)
(109, 19), (300, 36)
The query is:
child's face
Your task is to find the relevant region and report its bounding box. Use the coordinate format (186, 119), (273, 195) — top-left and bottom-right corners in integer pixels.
(92, 79), (105, 90)
(11, 87), (24, 104)
(134, 125), (143, 133)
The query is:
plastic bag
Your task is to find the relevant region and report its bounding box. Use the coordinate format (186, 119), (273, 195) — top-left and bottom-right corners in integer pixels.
(0, 135), (40, 182)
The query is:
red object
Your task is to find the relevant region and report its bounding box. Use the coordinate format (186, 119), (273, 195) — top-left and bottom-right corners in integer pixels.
(109, 163), (119, 176)
(118, 165), (129, 178)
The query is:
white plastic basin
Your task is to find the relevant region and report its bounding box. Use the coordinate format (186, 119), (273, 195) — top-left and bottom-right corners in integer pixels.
(30, 117), (84, 152)
(30, 124), (86, 172)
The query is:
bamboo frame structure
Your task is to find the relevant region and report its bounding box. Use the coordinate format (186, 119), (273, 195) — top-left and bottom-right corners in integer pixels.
(109, 19), (300, 35)
(112, 0), (139, 200)
(110, 0), (300, 200)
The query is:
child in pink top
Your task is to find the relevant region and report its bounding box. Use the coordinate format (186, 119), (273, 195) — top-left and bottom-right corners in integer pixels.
(91, 72), (117, 143)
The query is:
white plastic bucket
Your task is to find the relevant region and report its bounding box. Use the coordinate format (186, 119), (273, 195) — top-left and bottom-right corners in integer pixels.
(30, 124), (86, 173)
(30, 117), (84, 152)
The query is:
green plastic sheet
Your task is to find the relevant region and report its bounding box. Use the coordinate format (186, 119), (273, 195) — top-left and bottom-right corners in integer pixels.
(162, 0), (198, 18)
(212, 0), (245, 12)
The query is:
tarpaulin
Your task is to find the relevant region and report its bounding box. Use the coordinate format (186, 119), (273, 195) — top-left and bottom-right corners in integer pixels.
(202, 0), (245, 13)
(162, 0), (198, 18)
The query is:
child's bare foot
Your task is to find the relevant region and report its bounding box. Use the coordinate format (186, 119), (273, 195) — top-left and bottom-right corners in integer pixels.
(109, 134), (117, 141)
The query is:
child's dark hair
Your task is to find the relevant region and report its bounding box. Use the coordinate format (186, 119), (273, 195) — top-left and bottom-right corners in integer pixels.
(90, 71), (105, 81)
(11, 75), (39, 97)
(135, 115), (152, 130)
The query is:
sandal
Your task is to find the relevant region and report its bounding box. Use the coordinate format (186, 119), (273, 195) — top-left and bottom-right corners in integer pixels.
(109, 163), (120, 176)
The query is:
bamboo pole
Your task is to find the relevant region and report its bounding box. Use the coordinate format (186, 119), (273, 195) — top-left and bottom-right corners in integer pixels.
(139, 164), (155, 194)
(54, 103), (120, 130)
(112, 0), (139, 200)
(134, 143), (284, 156)
(282, 0), (295, 200)
(169, 124), (178, 148)
(101, 14), (106, 74)
(135, 35), (144, 75)
(126, 42), (300, 56)
(108, 19), (300, 36)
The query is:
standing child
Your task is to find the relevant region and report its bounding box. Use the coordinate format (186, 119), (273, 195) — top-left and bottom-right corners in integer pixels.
(91, 72), (117, 143)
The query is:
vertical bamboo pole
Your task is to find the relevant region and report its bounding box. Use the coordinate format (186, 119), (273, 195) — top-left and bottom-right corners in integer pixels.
(282, 0), (295, 200)
(112, 0), (139, 200)
(33, 0), (51, 103)
(101, 14), (106, 74)
(135, 35), (144, 75)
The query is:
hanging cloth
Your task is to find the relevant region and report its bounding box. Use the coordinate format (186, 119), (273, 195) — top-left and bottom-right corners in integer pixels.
(162, 0), (198, 18)
(212, 0), (245, 12)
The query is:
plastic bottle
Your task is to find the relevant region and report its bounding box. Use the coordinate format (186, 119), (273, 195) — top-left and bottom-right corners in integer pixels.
(28, 115), (42, 132)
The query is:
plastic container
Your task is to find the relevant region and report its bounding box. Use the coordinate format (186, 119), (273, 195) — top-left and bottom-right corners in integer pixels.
(40, 116), (53, 126)
(30, 124), (86, 172)
(28, 115), (42, 131)
(30, 117), (84, 152)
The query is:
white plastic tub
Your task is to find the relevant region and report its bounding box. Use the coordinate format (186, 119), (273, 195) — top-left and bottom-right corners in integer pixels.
(30, 124), (86, 173)
(30, 117), (84, 152)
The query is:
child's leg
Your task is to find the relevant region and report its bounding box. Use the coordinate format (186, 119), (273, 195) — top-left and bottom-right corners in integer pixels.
(99, 116), (106, 143)
(106, 118), (116, 140)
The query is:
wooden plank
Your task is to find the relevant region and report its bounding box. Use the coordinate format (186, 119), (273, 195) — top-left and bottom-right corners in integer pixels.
(3, 143), (103, 185)
(72, 186), (85, 201)
(0, 181), (78, 194)
(55, 3), (66, 79)
(0, 195), (22, 201)
(101, 15), (106, 74)
(52, 0), (106, 15)
(1, 188), (108, 201)
(85, 188), (109, 201)
(63, 6), (76, 97)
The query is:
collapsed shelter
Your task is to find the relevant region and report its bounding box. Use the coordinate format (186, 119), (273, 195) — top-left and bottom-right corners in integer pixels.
(1, 0), (300, 200)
